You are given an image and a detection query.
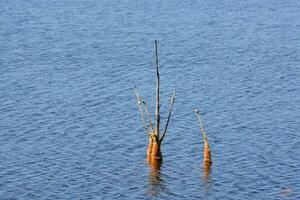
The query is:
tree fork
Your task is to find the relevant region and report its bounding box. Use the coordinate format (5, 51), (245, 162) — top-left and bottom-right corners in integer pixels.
(135, 41), (176, 169)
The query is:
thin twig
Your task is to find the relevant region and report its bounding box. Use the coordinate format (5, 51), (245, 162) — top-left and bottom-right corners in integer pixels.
(140, 101), (154, 132)
(154, 40), (160, 137)
(134, 88), (149, 135)
(159, 89), (176, 143)
(195, 109), (207, 142)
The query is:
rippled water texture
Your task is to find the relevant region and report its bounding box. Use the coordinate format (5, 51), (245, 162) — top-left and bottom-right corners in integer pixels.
(0, 0), (300, 199)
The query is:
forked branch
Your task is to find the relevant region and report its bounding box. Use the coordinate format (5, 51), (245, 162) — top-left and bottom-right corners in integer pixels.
(135, 41), (176, 164)
(141, 100), (154, 132)
(134, 88), (154, 133)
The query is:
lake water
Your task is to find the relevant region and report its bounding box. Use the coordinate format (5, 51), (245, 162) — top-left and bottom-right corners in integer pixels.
(0, 0), (299, 199)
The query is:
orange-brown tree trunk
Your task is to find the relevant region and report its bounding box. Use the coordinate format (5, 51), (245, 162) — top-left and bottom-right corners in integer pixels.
(203, 138), (212, 170)
(195, 109), (212, 171)
(150, 140), (162, 161)
(147, 137), (162, 170)
(147, 137), (154, 162)
(147, 129), (162, 169)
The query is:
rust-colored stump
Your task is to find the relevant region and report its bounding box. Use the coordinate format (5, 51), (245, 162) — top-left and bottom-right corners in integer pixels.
(147, 132), (162, 169)
(195, 109), (212, 172)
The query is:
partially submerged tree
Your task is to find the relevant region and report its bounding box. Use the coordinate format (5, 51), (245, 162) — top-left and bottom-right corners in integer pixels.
(195, 109), (212, 171)
(135, 40), (176, 168)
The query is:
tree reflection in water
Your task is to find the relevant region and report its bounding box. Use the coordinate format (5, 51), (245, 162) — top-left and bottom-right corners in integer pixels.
(147, 160), (167, 198)
(202, 165), (213, 198)
(203, 163), (211, 182)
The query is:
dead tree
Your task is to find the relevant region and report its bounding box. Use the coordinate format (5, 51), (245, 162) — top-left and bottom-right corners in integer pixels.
(195, 109), (212, 171)
(135, 40), (176, 168)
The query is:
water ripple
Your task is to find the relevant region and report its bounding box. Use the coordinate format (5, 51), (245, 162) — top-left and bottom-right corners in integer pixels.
(1, 0), (300, 199)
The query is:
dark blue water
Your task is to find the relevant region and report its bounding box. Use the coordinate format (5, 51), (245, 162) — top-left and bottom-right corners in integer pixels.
(1, 0), (300, 199)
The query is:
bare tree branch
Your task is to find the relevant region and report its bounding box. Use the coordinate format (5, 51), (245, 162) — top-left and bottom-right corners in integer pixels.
(154, 40), (160, 137)
(141, 100), (154, 132)
(134, 88), (149, 135)
(195, 109), (207, 142)
(159, 89), (176, 143)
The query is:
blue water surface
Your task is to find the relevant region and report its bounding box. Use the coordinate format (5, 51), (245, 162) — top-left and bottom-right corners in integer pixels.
(0, 0), (300, 199)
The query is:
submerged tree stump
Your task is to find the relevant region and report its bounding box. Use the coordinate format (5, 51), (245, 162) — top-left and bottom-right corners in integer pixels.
(195, 109), (212, 172)
(135, 41), (176, 169)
